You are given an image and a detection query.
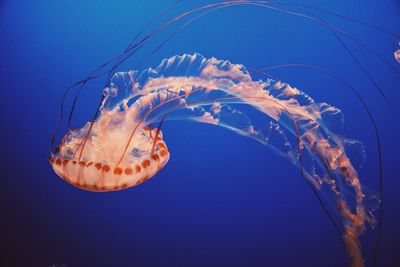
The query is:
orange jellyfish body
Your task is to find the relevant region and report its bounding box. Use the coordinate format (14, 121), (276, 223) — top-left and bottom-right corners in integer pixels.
(49, 127), (170, 192)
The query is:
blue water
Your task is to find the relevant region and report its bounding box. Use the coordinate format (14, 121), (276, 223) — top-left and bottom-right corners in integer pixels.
(1, 1), (399, 266)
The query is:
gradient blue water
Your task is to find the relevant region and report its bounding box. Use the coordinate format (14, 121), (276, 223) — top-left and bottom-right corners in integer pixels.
(1, 1), (399, 266)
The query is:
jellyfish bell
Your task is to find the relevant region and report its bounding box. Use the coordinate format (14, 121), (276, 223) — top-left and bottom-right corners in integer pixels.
(49, 113), (170, 192)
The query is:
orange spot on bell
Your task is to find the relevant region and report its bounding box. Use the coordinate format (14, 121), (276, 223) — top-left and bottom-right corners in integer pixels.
(135, 165), (141, 173)
(152, 154), (160, 161)
(142, 159), (151, 168)
(79, 161), (86, 167)
(125, 167), (133, 175)
(158, 142), (166, 149)
(95, 163), (102, 169)
(56, 159), (62, 165)
(160, 150), (168, 157)
(102, 165), (110, 172)
(87, 162), (93, 167)
(113, 167), (123, 175)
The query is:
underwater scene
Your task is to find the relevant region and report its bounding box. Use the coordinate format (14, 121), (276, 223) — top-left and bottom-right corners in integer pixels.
(1, 1), (400, 266)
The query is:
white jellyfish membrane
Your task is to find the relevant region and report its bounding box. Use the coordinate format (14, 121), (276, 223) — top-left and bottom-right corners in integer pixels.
(49, 1), (400, 267)
(395, 46), (400, 63)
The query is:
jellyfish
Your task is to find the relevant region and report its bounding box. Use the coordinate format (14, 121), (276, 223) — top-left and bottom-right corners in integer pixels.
(395, 49), (400, 63)
(48, 1), (399, 267)
(50, 53), (377, 267)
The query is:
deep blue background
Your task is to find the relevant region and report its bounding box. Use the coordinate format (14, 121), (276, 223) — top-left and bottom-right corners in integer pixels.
(1, 1), (399, 266)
